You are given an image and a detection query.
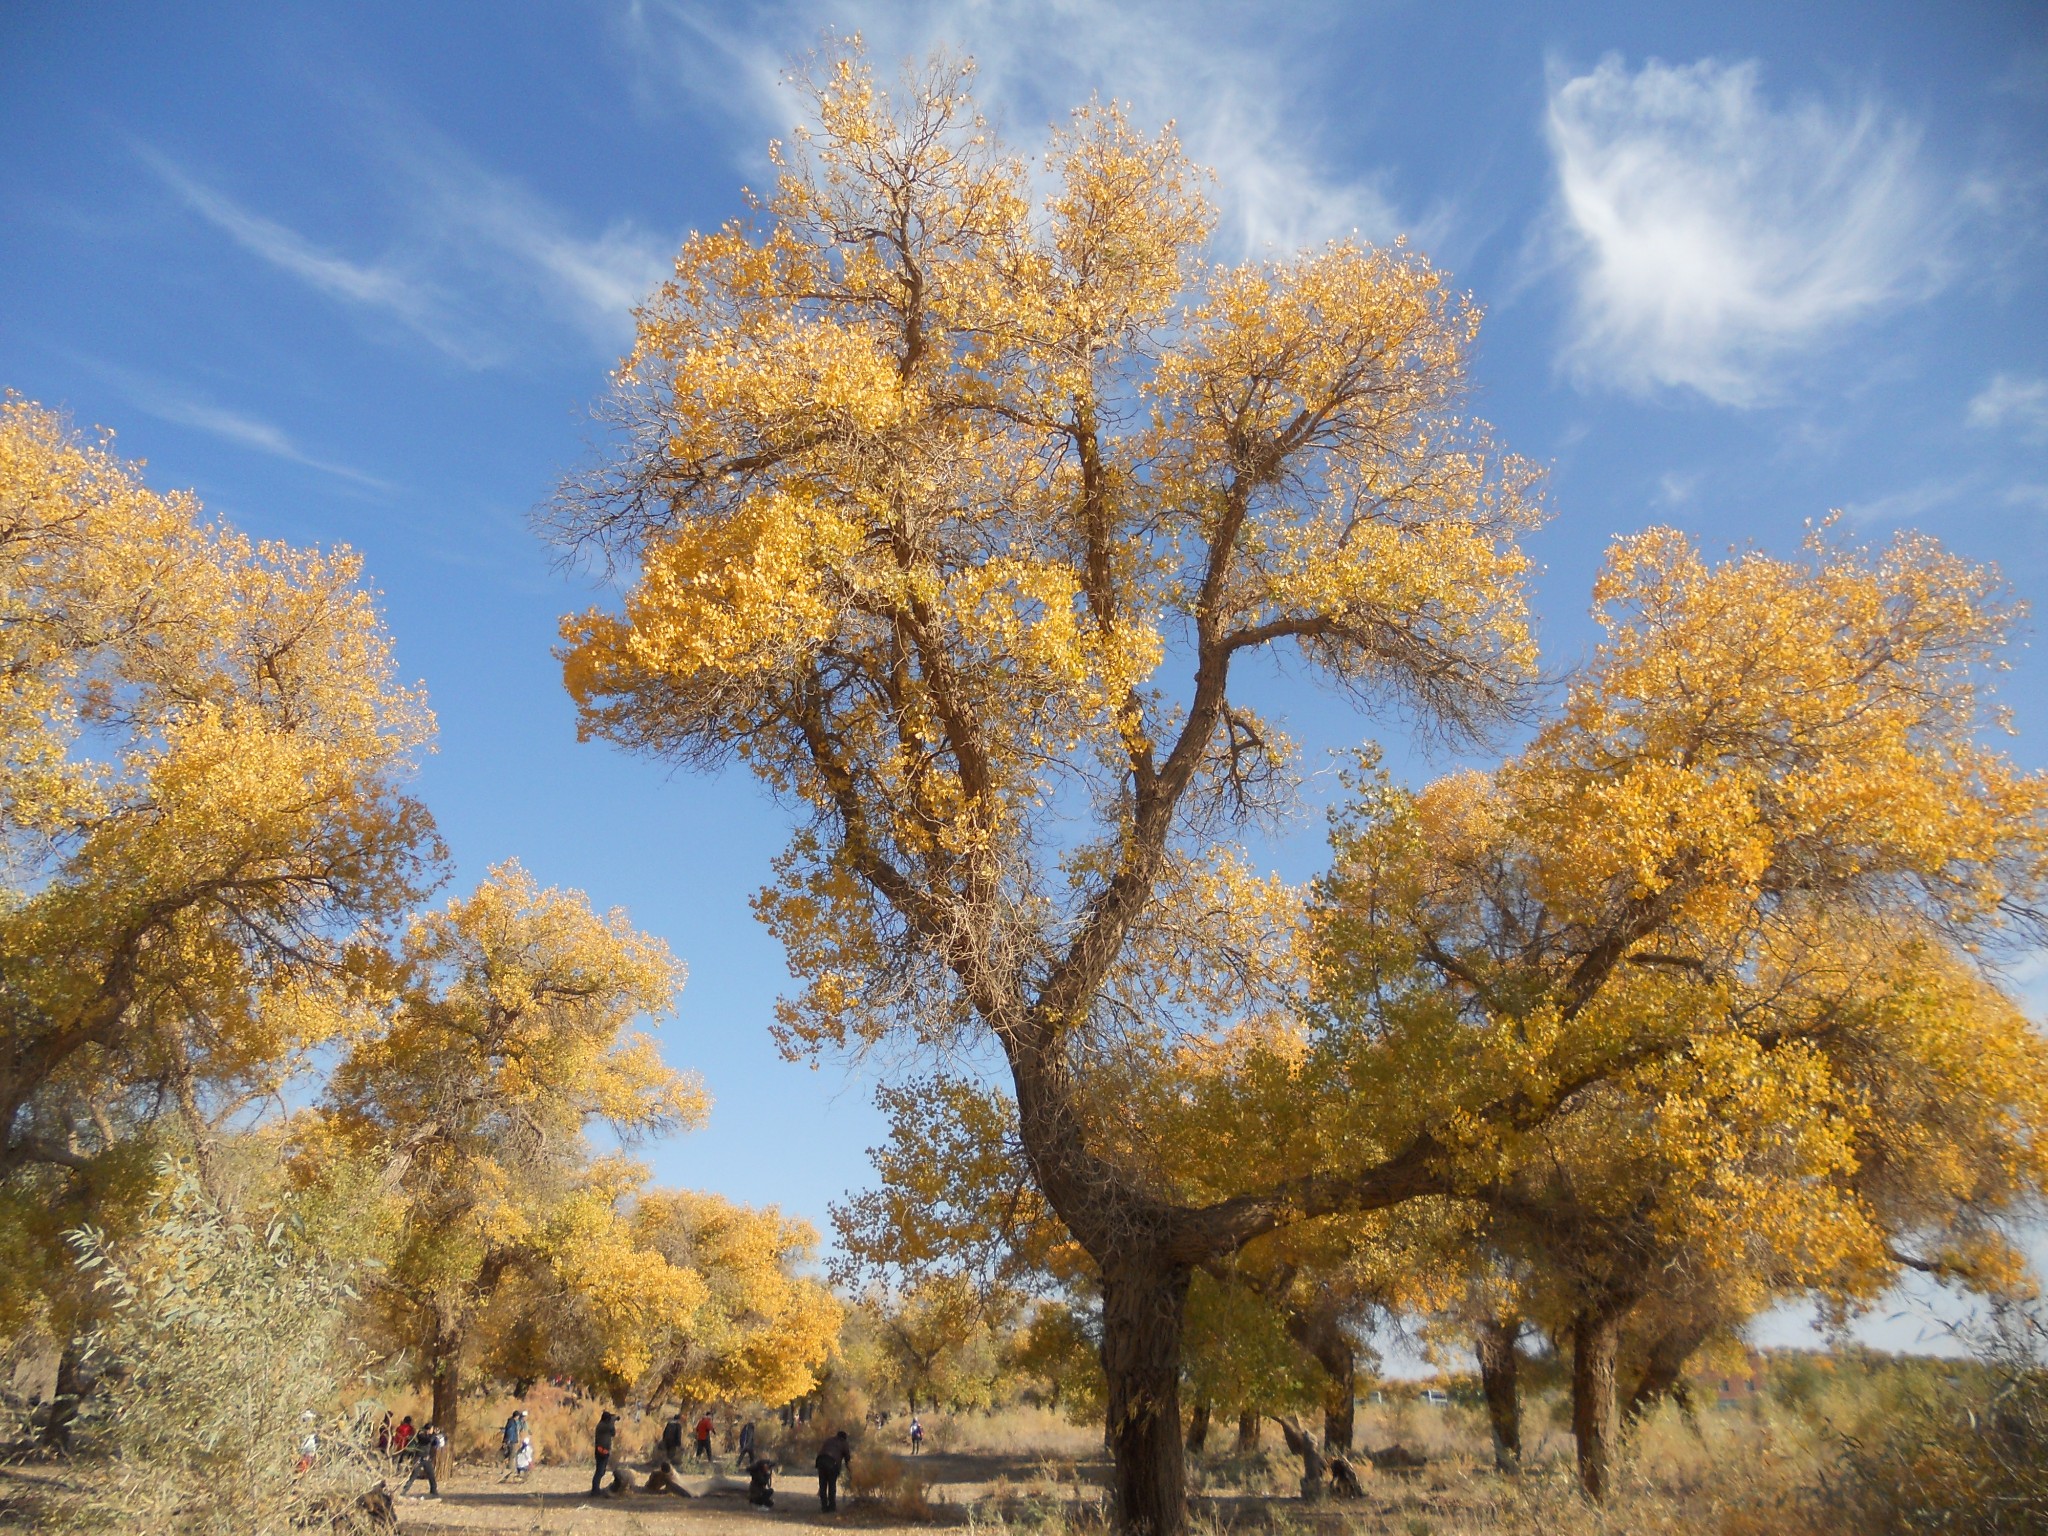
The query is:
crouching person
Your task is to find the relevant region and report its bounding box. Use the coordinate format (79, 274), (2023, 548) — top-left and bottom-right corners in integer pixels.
(749, 1457), (776, 1508)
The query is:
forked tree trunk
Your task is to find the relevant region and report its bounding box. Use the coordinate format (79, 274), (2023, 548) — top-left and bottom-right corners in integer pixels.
(1570, 1307), (1623, 1501)
(1184, 1399), (1211, 1456)
(1101, 1263), (1192, 1536)
(1235, 1411), (1258, 1453)
(1475, 1318), (1521, 1471)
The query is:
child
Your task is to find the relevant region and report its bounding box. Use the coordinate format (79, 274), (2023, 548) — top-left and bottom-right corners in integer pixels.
(514, 1434), (534, 1480)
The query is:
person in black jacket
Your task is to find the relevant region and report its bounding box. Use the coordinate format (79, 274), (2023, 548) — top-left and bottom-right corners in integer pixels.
(399, 1423), (442, 1499)
(815, 1428), (851, 1511)
(659, 1410), (686, 1473)
(590, 1409), (619, 1496)
(748, 1455), (776, 1508)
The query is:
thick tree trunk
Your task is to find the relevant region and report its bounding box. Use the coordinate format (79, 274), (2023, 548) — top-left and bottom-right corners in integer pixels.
(1236, 1411), (1258, 1453)
(1184, 1399), (1210, 1456)
(1311, 1332), (1354, 1451)
(1475, 1318), (1521, 1471)
(1322, 1371), (1354, 1453)
(429, 1311), (463, 1478)
(1101, 1263), (1192, 1536)
(1570, 1307), (1623, 1501)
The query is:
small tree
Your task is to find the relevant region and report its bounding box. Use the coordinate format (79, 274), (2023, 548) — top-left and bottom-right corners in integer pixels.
(60, 1173), (382, 1536)
(312, 862), (707, 1462)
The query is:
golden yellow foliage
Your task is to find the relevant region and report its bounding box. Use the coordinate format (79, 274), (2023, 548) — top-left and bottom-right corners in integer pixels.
(313, 862), (703, 1442)
(0, 396), (438, 1335)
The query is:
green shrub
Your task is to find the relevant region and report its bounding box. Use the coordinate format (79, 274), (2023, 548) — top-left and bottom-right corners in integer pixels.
(54, 1173), (389, 1535)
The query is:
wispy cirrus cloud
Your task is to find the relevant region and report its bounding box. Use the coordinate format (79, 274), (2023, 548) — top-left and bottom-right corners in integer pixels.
(133, 141), (479, 361)
(1542, 55), (1957, 406)
(76, 356), (395, 490)
(146, 395), (395, 490)
(612, 0), (1436, 259)
(1843, 475), (1975, 525)
(1969, 373), (2048, 441)
(135, 131), (671, 366)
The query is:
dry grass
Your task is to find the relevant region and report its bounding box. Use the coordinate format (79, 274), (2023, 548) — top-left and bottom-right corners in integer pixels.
(925, 1407), (1104, 1459)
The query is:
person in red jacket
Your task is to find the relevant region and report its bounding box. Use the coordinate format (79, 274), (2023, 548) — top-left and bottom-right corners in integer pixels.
(693, 1411), (714, 1464)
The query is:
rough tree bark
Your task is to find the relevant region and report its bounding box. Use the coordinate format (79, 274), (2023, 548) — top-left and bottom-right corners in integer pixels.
(1311, 1329), (1355, 1452)
(1569, 1306), (1624, 1500)
(1184, 1400), (1211, 1456)
(428, 1308), (463, 1478)
(1100, 1263), (1192, 1536)
(1475, 1318), (1522, 1471)
(1236, 1410), (1259, 1454)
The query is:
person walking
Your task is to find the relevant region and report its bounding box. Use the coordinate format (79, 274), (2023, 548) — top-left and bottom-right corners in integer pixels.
(815, 1428), (851, 1512)
(660, 1409), (686, 1472)
(514, 1434), (534, 1481)
(590, 1409), (619, 1496)
(694, 1410), (715, 1464)
(909, 1416), (924, 1456)
(737, 1418), (756, 1471)
(400, 1423), (442, 1499)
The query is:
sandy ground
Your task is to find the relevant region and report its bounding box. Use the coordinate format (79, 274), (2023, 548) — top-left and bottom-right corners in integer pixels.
(0, 1442), (1524, 1535)
(395, 1450), (1106, 1535)
(388, 1449), (1490, 1536)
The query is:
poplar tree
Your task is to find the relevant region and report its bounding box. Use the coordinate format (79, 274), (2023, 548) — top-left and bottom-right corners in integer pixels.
(549, 49), (1537, 1533)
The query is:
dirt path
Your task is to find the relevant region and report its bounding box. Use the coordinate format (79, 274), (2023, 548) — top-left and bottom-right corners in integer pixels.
(393, 1451), (1483, 1536)
(397, 1452), (1090, 1534)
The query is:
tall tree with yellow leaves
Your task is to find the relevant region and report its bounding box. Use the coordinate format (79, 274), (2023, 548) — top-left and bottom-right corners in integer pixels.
(548, 49), (1541, 1534)
(0, 397), (440, 1424)
(1312, 527), (2048, 1497)
(312, 862), (708, 1464)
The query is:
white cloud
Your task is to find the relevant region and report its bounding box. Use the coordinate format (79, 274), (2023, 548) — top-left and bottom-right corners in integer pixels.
(76, 357), (395, 490)
(133, 142), (480, 361)
(145, 396), (394, 490)
(137, 136), (670, 365)
(375, 132), (672, 351)
(1842, 476), (1973, 525)
(612, 0), (1429, 258)
(1655, 470), (1700, 507)
(1543, 56), (1949, 406)
(1969, 373), (2048, 441)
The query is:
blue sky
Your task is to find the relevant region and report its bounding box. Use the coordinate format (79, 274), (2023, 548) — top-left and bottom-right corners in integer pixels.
(5, 2), (2047, 1348)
